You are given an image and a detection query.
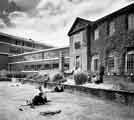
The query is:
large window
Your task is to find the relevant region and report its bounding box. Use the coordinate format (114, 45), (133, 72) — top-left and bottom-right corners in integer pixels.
(72, 32), (82, 51)
(108, 56), (115, 72)
(74, 41), (81, 49)
(44, 51), (59, 59)
(128, 14), (134, 30)
(94, 28), (99, 40)
(24, 53), (42, 61)
(94, 59), (99, 71)
(126, 51), (134, 74)
(53, 63), (59, 69)
(109, 21), (115, 36)
(76, 56), (80, 69)
(91, 55), (99, 72)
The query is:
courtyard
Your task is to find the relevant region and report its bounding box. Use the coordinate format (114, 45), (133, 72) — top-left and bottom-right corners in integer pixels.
(0, 81), (134, 120)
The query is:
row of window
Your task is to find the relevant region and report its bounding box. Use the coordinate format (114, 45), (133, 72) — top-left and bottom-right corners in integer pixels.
(9, 63), (69, 71)
(94, 14), (134, 40)
(24, 63), (59, 71)
(9, 47), (33, 55)
(11, 49), (69, 62)
(0, 36), (49, 51)
(72, 14), (134, 51)
(91, 52), (134, 75)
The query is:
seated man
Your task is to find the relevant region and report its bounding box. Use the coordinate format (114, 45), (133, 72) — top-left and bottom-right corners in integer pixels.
(54, 84), (64, 92)
(32, 92), (47, 105)
(92, 75), (98, 83)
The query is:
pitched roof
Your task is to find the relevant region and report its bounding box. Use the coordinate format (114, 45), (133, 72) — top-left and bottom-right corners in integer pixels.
(93, 3), (134, 26)
(68, 3), (134, 33)
(68, 17), (92, 36)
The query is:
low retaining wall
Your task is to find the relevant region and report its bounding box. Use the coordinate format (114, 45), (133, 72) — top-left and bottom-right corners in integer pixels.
(22, 80), (134, 105)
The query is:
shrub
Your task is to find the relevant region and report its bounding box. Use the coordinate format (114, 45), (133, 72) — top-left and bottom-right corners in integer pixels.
(6, 73), (12, 78)
(112, 81), (128, 91)
(51, 72), (65, 83)
(74, 71), (88, 85)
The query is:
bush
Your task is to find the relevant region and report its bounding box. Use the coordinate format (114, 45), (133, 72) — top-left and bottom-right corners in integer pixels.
(74, 71), (88, 85)
(112, 80), (128, 91)
(6, 73), (13, 78)
(51, 72), (65, 83)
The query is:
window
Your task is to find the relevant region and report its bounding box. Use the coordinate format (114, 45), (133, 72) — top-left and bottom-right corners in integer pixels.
(108, 57), (115, 72)
(128, 14), (134, 30)
(45, 64), (51, 70)
(94, 59), (99, 71)
(109, 21), (115, 36)
(72, 32), (82, 51)
(76, 56), (80, 69)
(94, 28), (99, 40)
(126, 51), (134, 74)
(91, 55), (99, 72)
(53, 63), (59, 69)
(74, 41), (81, 49)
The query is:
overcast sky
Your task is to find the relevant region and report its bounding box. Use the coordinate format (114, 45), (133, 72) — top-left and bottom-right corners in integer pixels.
(0, 0), (133, 47)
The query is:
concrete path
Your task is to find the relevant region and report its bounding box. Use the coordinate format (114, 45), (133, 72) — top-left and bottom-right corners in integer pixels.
(0, 81), (134, 120)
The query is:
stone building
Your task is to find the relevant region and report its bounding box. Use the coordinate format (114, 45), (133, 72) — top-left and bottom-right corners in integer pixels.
(68, 3), (134, 79)
(68, 17), (91, 72)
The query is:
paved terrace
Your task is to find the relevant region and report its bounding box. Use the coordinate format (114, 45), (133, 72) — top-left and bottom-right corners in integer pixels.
(0, 81), (134, 120)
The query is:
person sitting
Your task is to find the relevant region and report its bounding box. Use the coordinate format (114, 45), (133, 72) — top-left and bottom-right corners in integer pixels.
(92, 75), (98, 83)
(31, 92), (47, 106)
(54, 84), (64, 92)
(26, 86), (48, 108)
(92, 74), (102, 84)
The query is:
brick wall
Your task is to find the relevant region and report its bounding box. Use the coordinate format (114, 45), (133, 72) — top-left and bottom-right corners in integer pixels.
(90, 14), (134, 75)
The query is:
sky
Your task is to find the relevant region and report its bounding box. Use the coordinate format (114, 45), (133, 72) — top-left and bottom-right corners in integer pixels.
(0, 0), (133, 47)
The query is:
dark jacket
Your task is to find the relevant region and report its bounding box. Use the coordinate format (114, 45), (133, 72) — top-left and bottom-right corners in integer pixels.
(32, 94), (47, 105)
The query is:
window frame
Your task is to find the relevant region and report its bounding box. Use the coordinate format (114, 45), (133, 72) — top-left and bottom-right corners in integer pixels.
(128, 14), (134, 30)
(109, 21), (115, 36)
(75, 55), (81, 69)
(94, 58), (99, 71)
(107, 56), (115, 73)
(74, 41), (81, 49)
(94, 28), (99, 40)
(125, 51), (134, 74)
(91, 55), (99, 72)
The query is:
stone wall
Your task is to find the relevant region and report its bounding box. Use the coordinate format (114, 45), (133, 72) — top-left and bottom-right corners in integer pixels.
(21, 80), (134, 105)
(69, 29), (88, 71)
(46, 82), (134, 105)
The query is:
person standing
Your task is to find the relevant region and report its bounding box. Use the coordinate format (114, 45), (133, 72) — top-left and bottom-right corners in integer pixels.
(99, 66), (105, 83)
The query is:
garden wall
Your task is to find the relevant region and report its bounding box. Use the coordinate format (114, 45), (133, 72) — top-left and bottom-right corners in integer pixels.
(22, 80), (134, 105)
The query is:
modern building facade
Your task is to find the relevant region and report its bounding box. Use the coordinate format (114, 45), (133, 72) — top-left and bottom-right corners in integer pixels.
(0, 32), (52, 55)
(68, 3), (134, 77)
(8, 47), (70, 74)
(0, 32), (52, 70)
